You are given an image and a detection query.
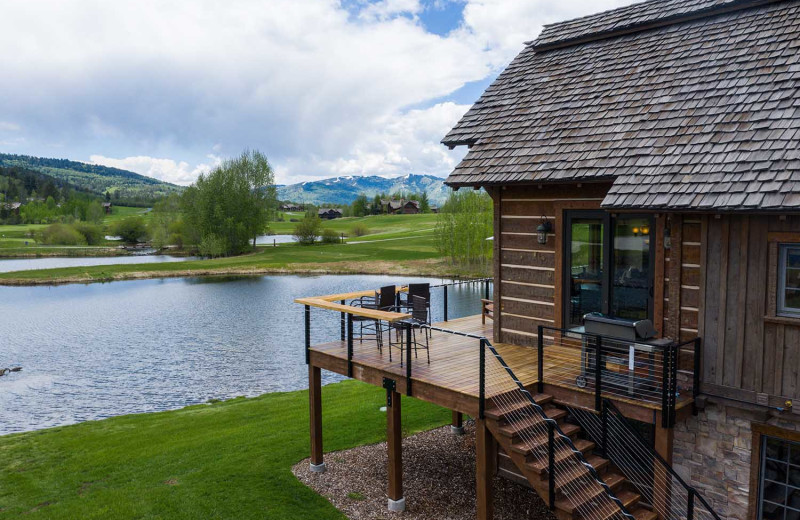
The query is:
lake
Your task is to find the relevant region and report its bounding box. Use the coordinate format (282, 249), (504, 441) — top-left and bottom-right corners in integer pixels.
(0, 275), (490, 435)
(0, 254), (199, 273)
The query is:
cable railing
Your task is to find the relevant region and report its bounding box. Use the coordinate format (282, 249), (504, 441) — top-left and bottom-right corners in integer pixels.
(537, 326), (701, 428)
(417, 323), (636, 520)
(568, 400), (722, 520)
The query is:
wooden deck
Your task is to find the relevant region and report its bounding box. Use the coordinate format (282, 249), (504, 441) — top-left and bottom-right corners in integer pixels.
(309, 314), (695, 424)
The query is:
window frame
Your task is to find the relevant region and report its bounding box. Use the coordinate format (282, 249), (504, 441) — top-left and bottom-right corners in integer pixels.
(778, 243), (800, 318)
(562, 210), (656, 327)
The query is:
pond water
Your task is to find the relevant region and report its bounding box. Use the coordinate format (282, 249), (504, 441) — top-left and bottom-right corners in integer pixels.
(254, 234), (296, 245)
(0, 254), (200, 273)
(0, 275), (489, 434)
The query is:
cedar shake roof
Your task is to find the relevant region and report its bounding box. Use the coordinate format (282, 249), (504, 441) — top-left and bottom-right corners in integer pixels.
(442, 0), (800, 211)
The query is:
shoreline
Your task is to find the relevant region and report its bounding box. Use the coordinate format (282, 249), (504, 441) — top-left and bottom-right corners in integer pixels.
(0, 259), (482, 286)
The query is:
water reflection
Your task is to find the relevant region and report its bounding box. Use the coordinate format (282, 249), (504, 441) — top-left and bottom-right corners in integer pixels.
(0, 275), (490, 434)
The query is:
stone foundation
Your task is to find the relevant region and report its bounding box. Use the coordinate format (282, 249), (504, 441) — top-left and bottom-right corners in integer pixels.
(672, 402), (800, 520)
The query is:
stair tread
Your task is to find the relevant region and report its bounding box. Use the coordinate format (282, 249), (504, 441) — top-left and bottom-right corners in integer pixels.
(484, 394), (553, 420)
(631, 507), (658, 520)
(553, 456), (613, 489)
(508, 423), (580, 454)
(526, 439), (597, 473)
(584, 489), (643, 520)
(497, 407), (568, 437)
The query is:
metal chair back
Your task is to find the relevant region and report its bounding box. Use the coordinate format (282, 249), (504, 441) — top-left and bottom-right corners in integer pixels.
(379, 285), (396, 310)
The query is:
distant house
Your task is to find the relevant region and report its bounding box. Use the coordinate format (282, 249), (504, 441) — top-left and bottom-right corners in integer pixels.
(318, 208), (342, 220)
(281, 204), (303, 212)
(430, 206), (439, 214)
(1, 202), (22, 216)
(381, 199), (420, 214)
(102, 202), (113, 214)
(399, 200), (420, 214)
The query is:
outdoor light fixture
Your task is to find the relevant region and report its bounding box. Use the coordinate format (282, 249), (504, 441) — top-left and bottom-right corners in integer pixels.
(536, 218), (552, 245)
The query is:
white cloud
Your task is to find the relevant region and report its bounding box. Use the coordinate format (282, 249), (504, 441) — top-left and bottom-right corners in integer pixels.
(0, 121), (21, 132)
(89, 154), (221, 186)
(0, 0), (639, 184)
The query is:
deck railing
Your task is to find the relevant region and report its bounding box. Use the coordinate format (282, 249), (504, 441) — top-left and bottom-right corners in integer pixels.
(537, 326), (701, 428)
(568, 400), (722, 520)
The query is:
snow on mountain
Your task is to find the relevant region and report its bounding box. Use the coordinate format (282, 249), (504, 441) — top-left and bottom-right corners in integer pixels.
(277, 174), (450, 206)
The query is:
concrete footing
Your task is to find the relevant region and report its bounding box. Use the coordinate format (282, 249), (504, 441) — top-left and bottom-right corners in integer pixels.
(388, 497), (406, 512)
(309, 462), (327, 473)
(451, 425), (465, 435)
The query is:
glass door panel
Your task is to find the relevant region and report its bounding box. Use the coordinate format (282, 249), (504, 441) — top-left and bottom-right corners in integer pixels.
(568, 217), (604, 326)
(611, 216), (652, 320)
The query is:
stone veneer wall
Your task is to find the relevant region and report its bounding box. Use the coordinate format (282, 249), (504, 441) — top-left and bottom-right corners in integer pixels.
(672, 402), (800, 520)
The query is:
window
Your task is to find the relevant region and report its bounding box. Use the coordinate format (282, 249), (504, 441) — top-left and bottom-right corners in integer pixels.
(778, 245), (800, 318)
(564, 211), (655, 327)
(758, 436), (800, 520)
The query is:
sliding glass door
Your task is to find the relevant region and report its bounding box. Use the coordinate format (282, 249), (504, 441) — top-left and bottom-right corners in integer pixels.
(564, 211), (655, 328)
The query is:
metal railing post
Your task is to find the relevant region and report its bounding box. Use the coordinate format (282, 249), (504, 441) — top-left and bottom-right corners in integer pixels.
(347, 313), (353, 378)
(406, 322), (412, 396)
(601, 399), (609, 459)
(693, 337), (702, 415)
(484, 279), (490, 300)
(537, 326), (545, 394)
(687, 488), (696, 520)
(443, 285), (448, 322)
(670, 344), (679, 427)
(595, 335), (603, 412)
(340, 300), (346, 341)
(662, 344), (670, 428)
(304, 305), (311, 364)
(548, 420), (556, 510)
(479, 338), (487, 419)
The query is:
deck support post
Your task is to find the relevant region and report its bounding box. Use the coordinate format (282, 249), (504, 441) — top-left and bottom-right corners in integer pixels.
(308, 364), (326, 473)
(451, 410), (464, 435)
(476, 418), (495, 520)
(654, 410), (675, 517)
(387, 390), (405, 512)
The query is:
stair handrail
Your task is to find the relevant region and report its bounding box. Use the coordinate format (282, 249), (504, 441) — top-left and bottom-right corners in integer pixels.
(601, 399), (723, 520)
(418, 322), (637, 520)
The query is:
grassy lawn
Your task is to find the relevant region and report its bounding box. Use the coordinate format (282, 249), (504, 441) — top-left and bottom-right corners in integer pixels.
(0, 380), (450, 519)
(0, 213), (478, 284)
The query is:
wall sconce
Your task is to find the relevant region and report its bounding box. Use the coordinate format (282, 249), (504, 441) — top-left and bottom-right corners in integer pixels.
(664, 223), (671, 250)
(537, 218), (552, 245)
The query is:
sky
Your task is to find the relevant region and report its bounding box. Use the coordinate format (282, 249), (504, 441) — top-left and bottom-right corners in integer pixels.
(0, 0), (638, 186)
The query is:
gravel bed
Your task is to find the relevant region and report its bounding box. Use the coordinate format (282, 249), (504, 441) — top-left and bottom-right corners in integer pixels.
(292, 421), (556, 520)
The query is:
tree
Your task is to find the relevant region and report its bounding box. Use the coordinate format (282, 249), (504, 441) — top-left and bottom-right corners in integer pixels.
(419, 192), (430, 213)
(293, 214), (322, 245)
(372, 195), (382, 215)
(181, 149), (277, 256)
(105, 191), (111, 202)
(113, 216), (148, 243)
(351, 194), (369, 217)
(434, 190), (493, 273)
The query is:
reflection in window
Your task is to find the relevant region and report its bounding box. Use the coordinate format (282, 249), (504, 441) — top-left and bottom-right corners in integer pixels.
(569, 218), (604, 325)
(611, 217), (652, 320)
(760, 436), (800, 520)
(779, 245), (800, 318)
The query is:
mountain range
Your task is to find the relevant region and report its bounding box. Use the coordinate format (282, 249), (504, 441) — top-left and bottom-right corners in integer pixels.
(276, 174), (449, 206)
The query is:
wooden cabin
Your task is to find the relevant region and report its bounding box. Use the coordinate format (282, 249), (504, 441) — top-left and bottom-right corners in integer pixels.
(298, 2), (800, 520)
(317, 208), (342, 220)
(441, 1), (800, 518)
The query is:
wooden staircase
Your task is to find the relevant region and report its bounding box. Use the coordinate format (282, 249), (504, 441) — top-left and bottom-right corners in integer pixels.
(484, 393), (658, 520)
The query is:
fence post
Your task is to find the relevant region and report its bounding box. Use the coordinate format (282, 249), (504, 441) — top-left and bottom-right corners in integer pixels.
(693, 337), (702, 415)
(443, 285), (448, 322)
(547, 420), (556, 510)
(479, 338), (487, 419)
(601, 399), (609, 459)
(595, 335), (603, 412)
(347, 313), (353, 378)
(406, 323), (412, 396)
(537, 326), (544, 394)
(340, 300), (346, 341)
(687, 488), (696, 520)
(305, 305), (311, 365)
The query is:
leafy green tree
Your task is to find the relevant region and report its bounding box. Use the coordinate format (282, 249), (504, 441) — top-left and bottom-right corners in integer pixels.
(351, 194), (369, 217)
(434, 190), (493, 273)
(181, 150), (277, 256)
(113, 216), (149, 243)
(293, 214), (322, 245)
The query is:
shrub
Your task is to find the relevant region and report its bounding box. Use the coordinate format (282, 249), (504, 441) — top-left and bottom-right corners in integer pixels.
(320, 228), (340, 244)
(38, 223), (87, 246)
(113, 216), (148, 243)
(350, 223), (369, 237)
(73, 222), (104, 245)
(293, 215), (321, 245)
(199, 234), (228, 258)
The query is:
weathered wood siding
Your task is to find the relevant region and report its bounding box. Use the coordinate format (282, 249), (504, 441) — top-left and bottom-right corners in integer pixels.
(492, 183), (611, 346)
(699, 215), (800, 406)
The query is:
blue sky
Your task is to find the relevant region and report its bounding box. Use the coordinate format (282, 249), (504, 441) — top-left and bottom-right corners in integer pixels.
(0, 0), (636, 185)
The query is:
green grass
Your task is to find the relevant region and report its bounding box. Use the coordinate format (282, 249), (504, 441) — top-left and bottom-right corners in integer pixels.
(270, 214), (438, 238)
(0, 380), (450, 519)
